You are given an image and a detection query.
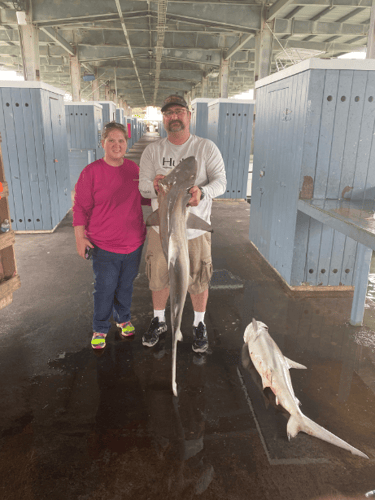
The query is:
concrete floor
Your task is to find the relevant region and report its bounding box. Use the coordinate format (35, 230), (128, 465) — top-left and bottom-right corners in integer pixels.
(1, 195), (375, 499)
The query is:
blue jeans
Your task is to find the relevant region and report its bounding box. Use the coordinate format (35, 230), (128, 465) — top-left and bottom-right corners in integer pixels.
(92, 244), (143, 333)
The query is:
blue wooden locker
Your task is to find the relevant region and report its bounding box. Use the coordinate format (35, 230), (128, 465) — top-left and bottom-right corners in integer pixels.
(0, 82), (71, 231)
(159, 119), (167, 138)
(191, 98), (212, 138)
(65, 102), (103, 158)
(115, 107), (124, 125)
(97, 101), (116, 126)
(207, 99), (254, 199)
(65, 102), (103, 183)
(124, 117), (132, 149)
(250, 59), (375, 289)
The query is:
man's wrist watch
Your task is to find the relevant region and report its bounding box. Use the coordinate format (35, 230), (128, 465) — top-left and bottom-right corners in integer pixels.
(199, 187), (205, 200)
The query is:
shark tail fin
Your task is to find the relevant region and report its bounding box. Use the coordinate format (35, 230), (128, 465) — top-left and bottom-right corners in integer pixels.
(172, 326), (183, 398)
(187, 213), (213, 232)
(287, 413), (368, 459)
(146, 209), (160, 227)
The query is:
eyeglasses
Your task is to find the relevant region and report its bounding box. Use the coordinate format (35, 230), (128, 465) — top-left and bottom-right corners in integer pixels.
(163, 108), (187, 117)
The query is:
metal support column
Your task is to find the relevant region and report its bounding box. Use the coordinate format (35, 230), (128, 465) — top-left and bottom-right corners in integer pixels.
(185, 91), (191, 107)
(119, 98), (123, 109)
(367, 0), (375, 59)
(105, 84), (110, 101)
(253, 32), (261, 98)
(92, 68), (100, 101)
(17, 3), (40, 81)
(251, 32), (261, 155)
(191, 87), (196, 100)
(201, 76), (208, 98)
(219, 56), (229, 98)
(69, 49), (81, 102)
(259, 9), (274, 80)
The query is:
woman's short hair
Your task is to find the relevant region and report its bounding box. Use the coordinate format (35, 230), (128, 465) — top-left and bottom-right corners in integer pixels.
(101, 121), (128, 141)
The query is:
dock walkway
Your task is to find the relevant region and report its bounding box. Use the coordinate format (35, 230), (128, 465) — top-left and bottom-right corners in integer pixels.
(0, 134), (375, 499)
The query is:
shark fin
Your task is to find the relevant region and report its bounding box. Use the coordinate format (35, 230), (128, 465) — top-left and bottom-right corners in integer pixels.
(286, 413), (368, 458)
(252, 318), (261, 339)
(187, 213), (213, 232)
(285, 357), (307, 370)
(146, 209), (160, 227)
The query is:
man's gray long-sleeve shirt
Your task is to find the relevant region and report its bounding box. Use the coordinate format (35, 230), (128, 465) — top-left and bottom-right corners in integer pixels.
(139, 135), (227, 239)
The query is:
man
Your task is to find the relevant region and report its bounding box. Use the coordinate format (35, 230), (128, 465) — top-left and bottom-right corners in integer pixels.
(139, 95), (226, 353)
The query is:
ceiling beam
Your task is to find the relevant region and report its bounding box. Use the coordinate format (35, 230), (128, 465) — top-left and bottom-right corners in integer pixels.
(34, 11), (149, 28)
(285, 0), (371, 6)
(273, 18), (369, 36)
(267, 0), (296, 22)
(114, 0), (146, 105)
(280, 39), (366, 52)
(165, 13), (257, 34)
(40, 27), (94, 73)
(224, 34), (254, 60)
(40, 27), (74, 55)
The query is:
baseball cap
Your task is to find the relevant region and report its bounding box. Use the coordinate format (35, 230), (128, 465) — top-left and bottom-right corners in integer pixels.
(161, 95), (189, 113)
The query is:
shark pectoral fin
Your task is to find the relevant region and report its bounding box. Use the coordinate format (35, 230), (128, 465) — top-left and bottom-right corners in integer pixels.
(146, 209), (160, 227)
(285, 357), (307, 370)
(186, 213), (213, 232)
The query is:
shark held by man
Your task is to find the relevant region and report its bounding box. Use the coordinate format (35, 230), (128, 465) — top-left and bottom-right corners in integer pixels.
(146, 156), (212, 396)
(243, 319), (368, 459)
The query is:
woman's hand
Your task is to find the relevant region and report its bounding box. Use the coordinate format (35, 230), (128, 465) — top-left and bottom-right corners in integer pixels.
(74, 226), (94, 259)
(76, 237), (94, 259)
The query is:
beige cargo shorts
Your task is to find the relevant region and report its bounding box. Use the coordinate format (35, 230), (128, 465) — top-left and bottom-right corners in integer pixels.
(145, 228), (213, 295)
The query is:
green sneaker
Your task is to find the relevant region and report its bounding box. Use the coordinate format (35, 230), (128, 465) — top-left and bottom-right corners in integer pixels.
(116, 321), (135, 338)
(91, 332), (107, 349)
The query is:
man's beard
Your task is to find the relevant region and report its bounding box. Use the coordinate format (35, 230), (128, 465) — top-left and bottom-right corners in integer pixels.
(167, 120), (185, 132)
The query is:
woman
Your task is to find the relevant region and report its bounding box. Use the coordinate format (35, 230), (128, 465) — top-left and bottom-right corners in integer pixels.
(73, 122), (148, 349)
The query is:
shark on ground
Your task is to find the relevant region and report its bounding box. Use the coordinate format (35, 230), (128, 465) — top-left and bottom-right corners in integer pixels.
(243, 318), (368, 459)
(146, 156), (212, 396)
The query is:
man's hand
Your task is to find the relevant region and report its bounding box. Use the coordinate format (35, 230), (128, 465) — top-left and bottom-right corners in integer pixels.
(187, 186), (202, 207)
(153, 174), (165, 194)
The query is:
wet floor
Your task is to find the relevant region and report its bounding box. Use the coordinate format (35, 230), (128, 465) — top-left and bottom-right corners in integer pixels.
(1, 200), (375, 500)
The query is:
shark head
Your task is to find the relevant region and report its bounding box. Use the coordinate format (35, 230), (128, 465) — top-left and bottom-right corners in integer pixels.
(159, 156), (197, 193)
(243, 318), (269, 344)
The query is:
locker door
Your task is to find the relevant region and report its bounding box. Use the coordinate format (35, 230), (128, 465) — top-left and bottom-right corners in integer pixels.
(49, 97), (70, 220)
